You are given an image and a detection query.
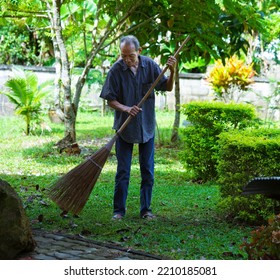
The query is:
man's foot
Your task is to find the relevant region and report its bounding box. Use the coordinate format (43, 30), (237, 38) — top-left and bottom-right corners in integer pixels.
(112, 214), (124, 220)
(141, 212), (156, 220)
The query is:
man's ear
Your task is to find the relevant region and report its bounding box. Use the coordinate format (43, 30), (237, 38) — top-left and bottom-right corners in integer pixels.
(138, 47), (142, 54)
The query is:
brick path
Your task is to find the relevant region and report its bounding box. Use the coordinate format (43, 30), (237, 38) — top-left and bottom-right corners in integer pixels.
(17, 229), (163, 260)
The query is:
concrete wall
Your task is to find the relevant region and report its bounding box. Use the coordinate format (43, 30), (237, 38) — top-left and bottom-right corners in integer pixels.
(0, 64), (279, 120)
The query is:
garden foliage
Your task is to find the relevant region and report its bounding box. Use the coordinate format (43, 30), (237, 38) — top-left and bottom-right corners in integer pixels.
(180, 101), (257, 182)
(216, 128), (280, 223)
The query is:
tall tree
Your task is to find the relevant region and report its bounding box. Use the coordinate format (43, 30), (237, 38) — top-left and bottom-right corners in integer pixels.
(138, 0), (268, 141)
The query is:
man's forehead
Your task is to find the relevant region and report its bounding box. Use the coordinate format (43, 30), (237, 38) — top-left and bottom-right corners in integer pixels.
(121, 42), (136, 50)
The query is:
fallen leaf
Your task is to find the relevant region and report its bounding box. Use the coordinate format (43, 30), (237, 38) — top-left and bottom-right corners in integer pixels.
(222, 252), (234, 257)
(60, 210), (68, 218)
(116, 228), (130, 234)
(39, 200), (49, 206)
(38, 214), (44, 222)
(120, 236), (130, 242)
(26, 195), (35, 203)
(81, 229), (91, 236)
(20, 186), (28, 192)
(69, 221), (78, 228)
(134, 227), (142, 234)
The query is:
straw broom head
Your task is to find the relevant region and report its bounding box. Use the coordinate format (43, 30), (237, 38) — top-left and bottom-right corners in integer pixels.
(48, 135), (117, 215)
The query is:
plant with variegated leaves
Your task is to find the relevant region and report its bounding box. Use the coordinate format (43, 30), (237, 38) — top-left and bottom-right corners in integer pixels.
(207, 56), (255, 103)
(242, 213), (280, 260)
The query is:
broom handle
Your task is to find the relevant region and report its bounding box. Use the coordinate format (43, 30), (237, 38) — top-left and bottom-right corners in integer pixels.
(117, 35), (191, 135)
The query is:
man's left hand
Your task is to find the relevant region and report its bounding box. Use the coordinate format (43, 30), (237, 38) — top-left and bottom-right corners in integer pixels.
(166, 56), (177, 73)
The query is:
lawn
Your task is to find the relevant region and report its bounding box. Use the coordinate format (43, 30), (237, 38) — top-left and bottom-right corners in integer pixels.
(0, 110), (254, 260)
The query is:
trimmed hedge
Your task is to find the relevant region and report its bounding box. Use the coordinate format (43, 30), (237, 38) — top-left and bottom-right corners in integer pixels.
(180, 101), (257, 182)
(216, 128), (280, 224)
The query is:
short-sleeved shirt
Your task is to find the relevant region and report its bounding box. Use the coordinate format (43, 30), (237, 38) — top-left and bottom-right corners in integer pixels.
(100, 55), (168, 143)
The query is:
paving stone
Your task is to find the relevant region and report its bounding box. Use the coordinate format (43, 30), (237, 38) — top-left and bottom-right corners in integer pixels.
(50, 240), (75, 247)
(33, 248), (56, 255)
(71, 245), (91, 251)
(54, 252), (75, 259)
(84, 248), (98, 253)
(43, 233), (66, 240)
(31, 254), (57, 260)
(16, 229), (164, 260)
(79, 254), (107, 260)
(64, 239), (94, 246)
(102, 250), (126, 258)
(61, 250), (85, 256)
(33, 236), (51, 243)
(47, 245), (69, 252)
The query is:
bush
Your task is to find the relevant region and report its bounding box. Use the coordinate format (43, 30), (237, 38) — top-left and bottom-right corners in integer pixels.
(242, 214), (280, 259)
(217, 128), (280, 223)
(180, 101), (257, 182)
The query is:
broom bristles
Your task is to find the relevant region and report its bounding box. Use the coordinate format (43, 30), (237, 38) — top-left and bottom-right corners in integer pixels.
(48, 135), (117, 215)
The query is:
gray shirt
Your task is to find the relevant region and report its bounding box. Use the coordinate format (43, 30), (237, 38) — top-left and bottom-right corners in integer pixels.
(100, 55), (168, 143)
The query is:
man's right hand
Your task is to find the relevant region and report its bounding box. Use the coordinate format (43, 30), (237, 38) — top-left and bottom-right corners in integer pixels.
(108, 100), (142, 117)
(125, 105), (142, 117)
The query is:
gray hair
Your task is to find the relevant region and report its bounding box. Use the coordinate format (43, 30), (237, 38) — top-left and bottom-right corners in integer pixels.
(120, 35), (140, 51)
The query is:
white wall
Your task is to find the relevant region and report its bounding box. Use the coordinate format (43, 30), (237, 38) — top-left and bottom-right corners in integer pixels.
(0, 65), (279, 120)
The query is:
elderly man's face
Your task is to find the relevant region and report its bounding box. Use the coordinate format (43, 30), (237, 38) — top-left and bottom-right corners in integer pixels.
(120, 43), (140, 68)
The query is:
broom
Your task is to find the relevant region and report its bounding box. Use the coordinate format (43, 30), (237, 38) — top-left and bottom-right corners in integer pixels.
(48, 35), (191, 215)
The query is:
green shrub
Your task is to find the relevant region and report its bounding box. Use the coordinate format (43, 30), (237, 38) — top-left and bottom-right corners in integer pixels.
(217, 128), (280, 223)
(180, 101), (257, 182)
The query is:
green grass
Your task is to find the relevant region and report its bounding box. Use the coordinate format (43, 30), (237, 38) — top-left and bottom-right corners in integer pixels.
(0, 110), (254, 260)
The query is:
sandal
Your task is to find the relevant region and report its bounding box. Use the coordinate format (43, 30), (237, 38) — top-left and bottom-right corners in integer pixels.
(141, 212), (156, 220)
(112, 214), (124, 220)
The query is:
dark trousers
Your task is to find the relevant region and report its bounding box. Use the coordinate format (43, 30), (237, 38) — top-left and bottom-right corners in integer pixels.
(113, 136), (155, 216)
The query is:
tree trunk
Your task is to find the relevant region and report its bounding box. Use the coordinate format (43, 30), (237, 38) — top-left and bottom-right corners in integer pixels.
(171, 57), (180, 142)
(52, 31), (64, 122)
(53, 38), (61, 110)
(26, 114), (30, 135)
(52, 0), (76, 142)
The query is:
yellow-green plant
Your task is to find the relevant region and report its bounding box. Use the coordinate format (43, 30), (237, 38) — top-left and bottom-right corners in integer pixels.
(207, 56), (255, 102)
(0, 67), (52, 135)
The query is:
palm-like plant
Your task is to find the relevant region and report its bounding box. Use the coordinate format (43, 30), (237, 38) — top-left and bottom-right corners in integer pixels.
(1, 67), (52, 135)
